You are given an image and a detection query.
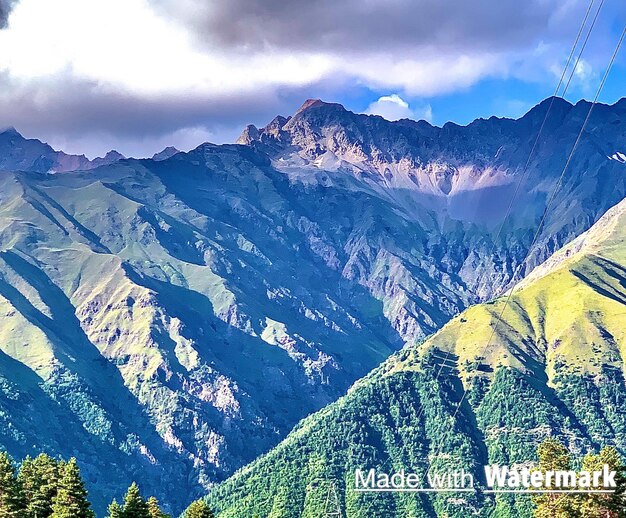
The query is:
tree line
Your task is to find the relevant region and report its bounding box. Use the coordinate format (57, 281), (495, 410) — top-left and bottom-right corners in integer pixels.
(2, 440), (625, 517)
(0, 452), (214, 518)
(531, 438), (626, 517)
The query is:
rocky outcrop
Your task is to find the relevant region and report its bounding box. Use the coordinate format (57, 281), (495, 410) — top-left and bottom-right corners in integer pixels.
(0, 97), (625, 513)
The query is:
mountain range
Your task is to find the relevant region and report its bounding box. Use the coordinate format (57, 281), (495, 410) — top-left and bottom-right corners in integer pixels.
(0, 96), (625, 514)
(0, 127), (126, 172)
(206, 185), (626, 518)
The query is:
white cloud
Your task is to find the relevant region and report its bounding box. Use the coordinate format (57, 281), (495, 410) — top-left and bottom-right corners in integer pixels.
(421, 104), (434, 122)
(0, 0), (333, 95)
(366, 95), (412, 120)
(0, 0), (584, 101)
(0, 0), (619, 156)
(366, 94), (433, 122)
(571, 58), (596, 93)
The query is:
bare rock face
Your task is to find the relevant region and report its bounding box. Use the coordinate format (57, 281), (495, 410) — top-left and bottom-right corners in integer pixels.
(0, 127), (124, 172)
(0, 97), (625, 514)
(240, 96), (626, 294)
(152, 146), (180, 161)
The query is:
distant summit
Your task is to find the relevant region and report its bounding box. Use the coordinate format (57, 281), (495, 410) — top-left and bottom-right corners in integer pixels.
(0, 127), (124, 172)
(294, 98), (332, 114)
(152, 146), (180, 161)
(91, 150), (126, 168)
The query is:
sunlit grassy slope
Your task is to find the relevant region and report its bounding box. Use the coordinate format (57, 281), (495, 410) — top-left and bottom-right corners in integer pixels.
(2, 98), (626, 515)
(206, 197), (626, 518)
(415, 197), (626, 383)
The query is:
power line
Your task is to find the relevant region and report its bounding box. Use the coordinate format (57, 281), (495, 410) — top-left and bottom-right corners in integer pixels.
(561, 0), (605, 97)
(323, 481), (343, 517)
(406, 0), (600, 430)
(430, 20), (626, 469)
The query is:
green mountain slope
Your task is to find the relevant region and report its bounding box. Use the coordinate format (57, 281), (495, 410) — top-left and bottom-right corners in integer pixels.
(1, 98), (626, 514)
(206, 197), (626, 517)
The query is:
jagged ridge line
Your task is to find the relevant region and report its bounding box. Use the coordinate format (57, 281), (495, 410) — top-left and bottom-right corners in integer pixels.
(406, 0), (599, 433)
(438, 22), (626, 462)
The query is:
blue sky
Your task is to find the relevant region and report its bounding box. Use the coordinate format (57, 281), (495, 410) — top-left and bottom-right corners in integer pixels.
(0, 0), (624, 157)
(343, 14), (626, 128)
(369, 65), (626, 128)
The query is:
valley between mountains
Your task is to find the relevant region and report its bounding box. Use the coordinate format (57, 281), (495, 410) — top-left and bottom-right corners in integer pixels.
(208, 184), (626, 517)
(0, 96), (625, 514)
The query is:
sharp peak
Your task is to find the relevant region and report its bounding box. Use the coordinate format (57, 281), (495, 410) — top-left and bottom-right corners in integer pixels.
(294, 98), (346, 115)
(151, 146), (181, 161)
(0, 126), (24, 137)
(102, 150), (125, 158)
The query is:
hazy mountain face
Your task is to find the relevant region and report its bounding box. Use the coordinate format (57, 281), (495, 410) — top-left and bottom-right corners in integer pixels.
(242, 97), (626, 292)
(0, 127), (124, 172)
(0, 98), (625, 513)
(207, 195), (626, 518)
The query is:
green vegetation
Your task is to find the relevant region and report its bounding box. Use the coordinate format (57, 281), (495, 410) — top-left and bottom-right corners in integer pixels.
(0, 451), (214, 518)
(0, 452), (94, 518)
(531, 437), (626, 517)
(181, 500), (215, 518)
(204, 199), (626, 516)
(532, 438), (577, 518)
(0, 451), (24, 517)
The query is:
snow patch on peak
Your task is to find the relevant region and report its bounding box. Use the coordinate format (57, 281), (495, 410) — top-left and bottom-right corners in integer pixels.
(609, 152), (626, 163)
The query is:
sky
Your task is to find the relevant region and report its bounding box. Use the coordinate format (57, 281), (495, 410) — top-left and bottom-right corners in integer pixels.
(0, 0), (624, 158)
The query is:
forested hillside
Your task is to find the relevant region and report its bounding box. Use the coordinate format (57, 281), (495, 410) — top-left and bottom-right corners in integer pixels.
(1, 97), (625, 513)
(206, 196), (626, 517)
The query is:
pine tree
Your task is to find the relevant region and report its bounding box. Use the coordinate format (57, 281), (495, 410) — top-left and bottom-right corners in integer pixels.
(18, 453), (61, 518)
(580, 446), (626, 517)
(106, 499), (124, 518)
(146, 496), (170, 518)
(50, 458), (94, 518)
(532, 437), (577, 518)
(121, 483), (150, 518)
(182, 499), (215, 518)
(0, 451), (25, 517)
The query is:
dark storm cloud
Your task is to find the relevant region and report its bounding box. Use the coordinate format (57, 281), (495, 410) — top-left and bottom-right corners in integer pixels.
(0, 0), (17, 27)
(160, 0), (572, 53)
(2, 0), (622, 157)
(0, 76), (260, 136)
(0, 72), (345, 156)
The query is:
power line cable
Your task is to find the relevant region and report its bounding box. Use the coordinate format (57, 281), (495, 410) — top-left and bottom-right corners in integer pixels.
(431, 21), (626, 468)
(406, 0), (599, 429)
(561, 0), (605, 97)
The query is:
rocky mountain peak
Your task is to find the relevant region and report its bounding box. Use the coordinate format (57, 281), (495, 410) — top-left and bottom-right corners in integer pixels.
(0, 126), (23, 138)
(295, 98), (326, 113)
(0, 128), (126, 172)
(105, 150), (125, 160)
(152, 146), (180, 161)
(88, 150), (126, 168)
(236, 125), (260, 145)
